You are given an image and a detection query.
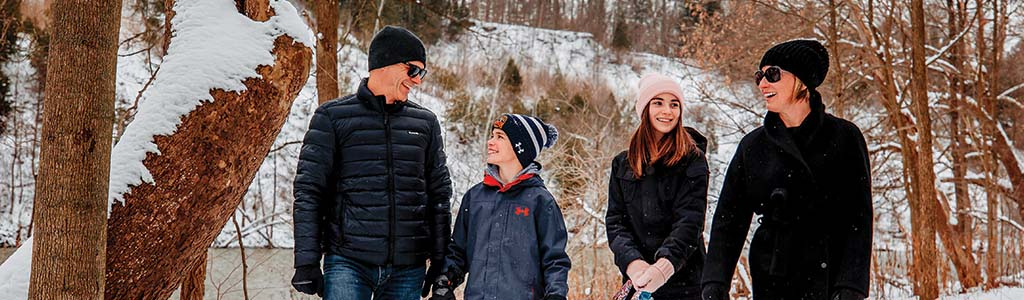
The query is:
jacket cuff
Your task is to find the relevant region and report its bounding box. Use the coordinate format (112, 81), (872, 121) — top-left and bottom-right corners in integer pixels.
(654, 249), (685, 273)
(616, 250), (644, 274)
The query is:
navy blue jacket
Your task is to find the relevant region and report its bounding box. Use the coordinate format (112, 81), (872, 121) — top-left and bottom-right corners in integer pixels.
(293, 79), (452, 268)
(444, 164), (571, 300)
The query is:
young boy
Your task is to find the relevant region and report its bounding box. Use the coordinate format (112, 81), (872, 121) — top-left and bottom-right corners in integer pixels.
(430, 113), (571, 300)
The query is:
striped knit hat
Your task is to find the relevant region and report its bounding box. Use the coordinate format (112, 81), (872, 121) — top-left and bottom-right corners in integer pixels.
(491, 113), (559, 168)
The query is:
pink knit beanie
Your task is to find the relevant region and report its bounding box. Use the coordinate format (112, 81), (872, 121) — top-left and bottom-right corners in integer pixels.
(634, 73), (684, 119)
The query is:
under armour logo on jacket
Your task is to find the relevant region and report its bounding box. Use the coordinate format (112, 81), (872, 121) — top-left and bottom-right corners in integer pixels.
(515, 206), (529, 216)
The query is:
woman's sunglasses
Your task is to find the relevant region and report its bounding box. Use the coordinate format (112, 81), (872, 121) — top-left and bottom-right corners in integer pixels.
(754, 66), (786, 85)
(403, 62), (428, 79)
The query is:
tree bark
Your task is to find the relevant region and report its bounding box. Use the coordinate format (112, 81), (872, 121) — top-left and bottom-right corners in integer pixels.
(27, 0), (121, 299)
(163, 0), (174, 53)
(179, 251), (207, 300)
(910, 0), (939, 298)
(827, 0), (846, 118)
(315, 0), (339, 104)
(946, 0), (971, 251)
(102, 1), (312, 298)
(935, 191), (982, 289)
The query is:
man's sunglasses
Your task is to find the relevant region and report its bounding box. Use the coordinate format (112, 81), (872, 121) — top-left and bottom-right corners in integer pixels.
(403, 62), (428, 79)
(754, 66), (787, 85)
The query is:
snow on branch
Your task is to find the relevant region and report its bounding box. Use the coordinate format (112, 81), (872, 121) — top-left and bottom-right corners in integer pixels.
(107, 0), (312, 209)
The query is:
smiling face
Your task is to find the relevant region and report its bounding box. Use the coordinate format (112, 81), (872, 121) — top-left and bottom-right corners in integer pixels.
(758, 65), (803, 113)
(486, 128), (517, 166)
(646, 93), (682, 137)
(370, 60), (425, 103)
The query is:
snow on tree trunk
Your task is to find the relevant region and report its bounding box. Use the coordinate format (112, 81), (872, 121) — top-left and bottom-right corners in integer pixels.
(28, 0), (122, 299)
(102, 0), (312, 299)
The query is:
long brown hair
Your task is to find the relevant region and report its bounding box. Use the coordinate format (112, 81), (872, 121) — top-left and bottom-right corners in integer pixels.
(627, 103), (696, 178)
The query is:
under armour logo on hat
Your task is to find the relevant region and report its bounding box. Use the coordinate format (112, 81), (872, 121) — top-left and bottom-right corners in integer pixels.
(491, 113), (559, 168)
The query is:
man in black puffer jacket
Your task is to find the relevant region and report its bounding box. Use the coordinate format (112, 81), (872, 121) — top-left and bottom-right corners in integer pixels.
(291, 26), (452, 300)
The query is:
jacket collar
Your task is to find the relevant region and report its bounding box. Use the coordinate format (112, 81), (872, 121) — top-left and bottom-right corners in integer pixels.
(639, 127), (709, 177)
(483, 163), (543, 193)
(357, 78), (406, 113)
(763, 90), (826, 176)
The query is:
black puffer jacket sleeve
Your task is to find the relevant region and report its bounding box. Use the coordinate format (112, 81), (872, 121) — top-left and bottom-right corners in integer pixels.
(293, 105), (337, 268)
(655, 154), (709, 271)
(444, 192), (471, 283)
(538, 195), (571, 298)
(834, 123), (872, 295)
(425, 118), (453, 263)
(702, 141), (755, 287)
(606, 155), (644, 275)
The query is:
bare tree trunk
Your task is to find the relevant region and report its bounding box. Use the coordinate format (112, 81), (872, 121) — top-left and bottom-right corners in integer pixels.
(102, 1), (312, 298)
(910, 1), (939, 298)
(373, 0), (385, 34)
(827, 0), (846, 118)
(316, 0), (339, 104)
(946, 0), (971, 250)
(935, 191), (983, 289)
(972, 0), (998, 289)
(28, 0), (121, 299)
(232, 213), (251, 300)
(163, 0), (174, 53)
(179, 251), (207, 300)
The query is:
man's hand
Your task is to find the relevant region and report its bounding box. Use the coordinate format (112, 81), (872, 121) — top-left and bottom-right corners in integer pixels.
(291, 266), (323, 297)
(422, 262), (445, 297)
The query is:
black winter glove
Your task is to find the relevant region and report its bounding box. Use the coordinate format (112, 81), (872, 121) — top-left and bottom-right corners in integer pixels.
(543, 295), (567, 300)
(290, 265), (323, 297)
(832, 288), (866, 300)
(422, 262), (446, 297)
(429, 273), (456, 300)
(701, 283), (728, 300)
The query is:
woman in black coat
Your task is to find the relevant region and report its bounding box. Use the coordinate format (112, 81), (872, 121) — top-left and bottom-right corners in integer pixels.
(606, 73), (709, 299)
(701, 40), (872, 300)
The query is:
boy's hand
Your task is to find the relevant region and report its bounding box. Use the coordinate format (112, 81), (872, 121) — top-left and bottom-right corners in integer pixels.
(430, 274), (456, 300)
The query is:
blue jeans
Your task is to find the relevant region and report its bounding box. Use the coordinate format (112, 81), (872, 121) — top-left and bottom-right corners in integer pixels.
(322, 254), (426, 300)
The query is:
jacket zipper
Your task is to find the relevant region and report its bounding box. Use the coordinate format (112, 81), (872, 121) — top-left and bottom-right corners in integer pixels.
(384, 110), (396, 264)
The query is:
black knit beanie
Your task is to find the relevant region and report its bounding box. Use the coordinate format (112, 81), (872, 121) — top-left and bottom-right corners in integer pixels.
(491, 114), (559, 168)
(368, 26), (426, 71)
(759, 39), (829, 89)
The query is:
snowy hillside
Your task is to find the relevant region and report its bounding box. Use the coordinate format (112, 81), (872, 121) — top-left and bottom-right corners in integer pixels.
(191, 19), (767, 249)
